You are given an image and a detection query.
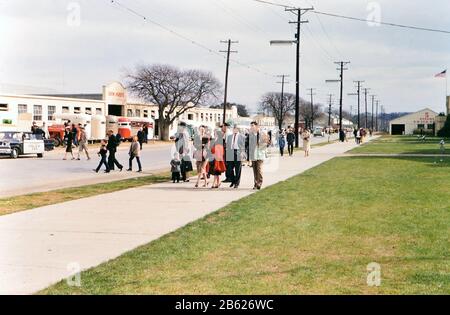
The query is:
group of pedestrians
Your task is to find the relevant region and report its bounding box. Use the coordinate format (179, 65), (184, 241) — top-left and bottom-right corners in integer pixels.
(353, 128), (371, 145)
(171, 121), (269, 190)
(277, 127), (311, 158)
(94, 130), (143, 173)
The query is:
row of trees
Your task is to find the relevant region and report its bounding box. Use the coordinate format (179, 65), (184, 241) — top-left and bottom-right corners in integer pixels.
(126, 63), (348, 140)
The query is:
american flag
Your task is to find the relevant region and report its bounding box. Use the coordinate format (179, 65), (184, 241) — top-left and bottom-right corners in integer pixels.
(435, 70), (447, 78)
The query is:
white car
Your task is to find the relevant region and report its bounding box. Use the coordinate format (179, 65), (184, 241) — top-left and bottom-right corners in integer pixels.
(313, 127), (325, 137)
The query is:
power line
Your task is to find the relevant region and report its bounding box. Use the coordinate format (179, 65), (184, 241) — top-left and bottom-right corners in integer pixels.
(250, 0), (450, 34)
(107, 0), (274, 77)
(314, 11), (450, 35)
(252, 0), (293, 9)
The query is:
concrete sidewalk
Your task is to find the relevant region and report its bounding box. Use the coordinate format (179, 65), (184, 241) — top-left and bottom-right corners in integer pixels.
(0, 138), (375, 294)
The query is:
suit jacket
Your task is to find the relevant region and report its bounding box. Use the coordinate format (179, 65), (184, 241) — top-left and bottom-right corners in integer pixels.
(249, 131), (268, 162)
(226, 133), (245, 162)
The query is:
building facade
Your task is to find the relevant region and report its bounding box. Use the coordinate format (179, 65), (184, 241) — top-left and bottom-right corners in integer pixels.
(389, 108), (438, 135)
(0, 82), (242, 137)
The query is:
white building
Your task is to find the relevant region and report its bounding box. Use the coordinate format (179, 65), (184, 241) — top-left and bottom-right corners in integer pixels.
(0, 81), (243, 138)
(389, 108), (438, 135)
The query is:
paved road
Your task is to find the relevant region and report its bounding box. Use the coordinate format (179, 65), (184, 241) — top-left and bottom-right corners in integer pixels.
(0, 134), (340, 198)
(0, 135), (372, 295)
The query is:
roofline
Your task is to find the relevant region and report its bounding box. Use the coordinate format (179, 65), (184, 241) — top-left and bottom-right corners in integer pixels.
(0, 93), (105, 104)
(389, 108), (439, 123)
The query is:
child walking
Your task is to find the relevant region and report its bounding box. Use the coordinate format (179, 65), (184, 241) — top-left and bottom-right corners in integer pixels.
(170, 153), (182, 183)
(94, 140), (110, 173)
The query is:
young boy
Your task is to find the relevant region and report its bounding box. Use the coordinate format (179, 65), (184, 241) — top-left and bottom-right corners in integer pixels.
(94, 140), (110, 173)
(170, 153), (182, 183)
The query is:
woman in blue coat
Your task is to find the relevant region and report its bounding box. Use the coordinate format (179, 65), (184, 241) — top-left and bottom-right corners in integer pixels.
(278, 130), (286, 157)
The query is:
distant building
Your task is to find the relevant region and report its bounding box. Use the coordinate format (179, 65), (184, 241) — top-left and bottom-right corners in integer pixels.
(389, 108), (438, 135)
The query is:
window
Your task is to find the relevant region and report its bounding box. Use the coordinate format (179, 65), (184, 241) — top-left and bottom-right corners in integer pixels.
(74, 107), (81, 114)
(96, 108), (103, 115)
(48, 106), (56, 121)
(85, 107), (92, 115)
(136, 109), (141, 117)
(188, 114), (194, 120)
(62, 106), (70, 114)
(427, 124), (435, 130)
(33, 105), (43, 121)
(143, 110), (148, 118)
(417, 124), (425, 129)
(127, 109), (133, 117)
(18, 104), (28, 114)
(0, 104), (8, 111)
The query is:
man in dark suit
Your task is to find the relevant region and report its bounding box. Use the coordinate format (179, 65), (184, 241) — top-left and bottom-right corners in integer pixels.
(226, 126), (245, 189)
(286, 127), (295, 157)
(137, 127), (146, 150)
(107, 130), (123, 171)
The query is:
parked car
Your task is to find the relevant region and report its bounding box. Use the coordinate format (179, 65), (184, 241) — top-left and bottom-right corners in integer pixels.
(0, 131), (54, 159)
(313, 127), (325, 137)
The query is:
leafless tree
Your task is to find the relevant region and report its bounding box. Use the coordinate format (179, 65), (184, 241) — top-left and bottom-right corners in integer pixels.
(300, 101), (325, 128)
(259, 92), (296, 130)
(126, 64), (221, 140)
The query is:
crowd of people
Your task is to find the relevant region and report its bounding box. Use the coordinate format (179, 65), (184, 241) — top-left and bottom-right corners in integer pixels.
(353, 128), (373, 145)
(30, 118), (371, 188)
(171, 121), (270, 190)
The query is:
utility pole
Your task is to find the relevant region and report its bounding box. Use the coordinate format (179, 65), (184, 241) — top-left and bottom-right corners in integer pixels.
(327, 94), (333, 129)
(220, 39), (238, 125)
(370, 94), (376, 130)
(277, 75), (289, 129)
(335, 62), (350, 133)
(286, 7), (313, 148)
(307, 88), (316, 130)
(363, 88), (370, 129)
(355, 81), (363, 129)
(376, 100), (380, 132)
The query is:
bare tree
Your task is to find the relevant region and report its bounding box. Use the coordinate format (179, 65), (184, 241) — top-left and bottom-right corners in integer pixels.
(300, 101), (325, 128)
(126, 64), (221, 140)
(259, 92), (296, 130)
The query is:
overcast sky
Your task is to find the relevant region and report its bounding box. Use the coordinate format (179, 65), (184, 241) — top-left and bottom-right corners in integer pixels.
(1, 0), (449, 114)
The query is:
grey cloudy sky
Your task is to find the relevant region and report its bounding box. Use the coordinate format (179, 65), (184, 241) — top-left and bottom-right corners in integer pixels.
(1, 0), (449, 114)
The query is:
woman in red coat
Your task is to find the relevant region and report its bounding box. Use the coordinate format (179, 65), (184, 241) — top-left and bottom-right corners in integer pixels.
(210, 130), (227, 189)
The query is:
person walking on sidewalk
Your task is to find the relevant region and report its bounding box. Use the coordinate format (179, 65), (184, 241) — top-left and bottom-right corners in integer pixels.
(211, 130), (227, 189)
(94, 140), (110, 173)
(194, 126), (210, 188)
(302, 129), (312, 157)
(107, 130), (123, 172)
(249, 121), (268, 190)
(175, 122), (193, 182)
(278, 129), (286, 157)
(222, 123), (234, 184)
(127, 136), (143, 173)
(286, 127), (295, 157)
(226, 125), (245, 189)
(63, 127), (75, 160)
(137, 127), (146, 150)
(77, 127), (90, 161)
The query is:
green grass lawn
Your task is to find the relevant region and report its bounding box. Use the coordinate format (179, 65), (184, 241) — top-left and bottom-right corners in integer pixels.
(41, 156), (450, 295)
(350, 135), (450, 155)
